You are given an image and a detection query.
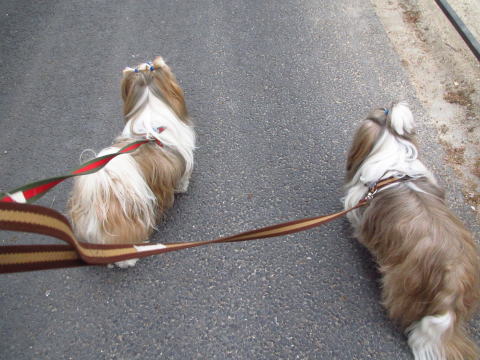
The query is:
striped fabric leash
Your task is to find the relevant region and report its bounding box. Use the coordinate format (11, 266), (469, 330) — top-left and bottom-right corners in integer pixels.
(0, 128), (165, 204)
(0, 176), (411, 274)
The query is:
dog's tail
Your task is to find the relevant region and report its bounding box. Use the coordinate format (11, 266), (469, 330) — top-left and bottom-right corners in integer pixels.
(386, 101), (415, 136)
(407, 311), (479, 360)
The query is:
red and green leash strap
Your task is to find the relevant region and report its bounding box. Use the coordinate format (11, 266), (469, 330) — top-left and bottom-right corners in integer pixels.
(0, 130), (164, 204)
(0, 177), (408, 274)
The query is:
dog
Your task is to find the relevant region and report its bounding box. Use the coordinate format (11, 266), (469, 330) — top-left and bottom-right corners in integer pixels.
(69, 57), (195, 267)
(344, 102), (480, 359)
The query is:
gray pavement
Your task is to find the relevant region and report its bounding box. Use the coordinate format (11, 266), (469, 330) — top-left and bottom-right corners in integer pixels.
(0, 1), (478, 359)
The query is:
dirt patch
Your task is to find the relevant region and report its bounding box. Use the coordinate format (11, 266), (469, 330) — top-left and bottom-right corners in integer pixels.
(465, 177), (480, 210)
(371, 0), (480, 221)
(440, 139), (465, 166)
(403, 9), (420, 24)
(474, 158), (480, 178)
(444, 86), (475, 112)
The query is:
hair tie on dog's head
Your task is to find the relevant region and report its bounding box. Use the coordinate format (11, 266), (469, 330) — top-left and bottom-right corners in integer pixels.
(134, 68), (139, 73)
(384, 108), (389, 115)
(146, 62), (155, 71)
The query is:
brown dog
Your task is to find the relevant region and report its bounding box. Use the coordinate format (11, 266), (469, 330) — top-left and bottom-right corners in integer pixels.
(69, 57), (195, 267)
(344, 102), (480, 360)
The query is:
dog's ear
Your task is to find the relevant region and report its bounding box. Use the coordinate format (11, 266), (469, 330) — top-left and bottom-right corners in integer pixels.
(152, 56), (167, 69)
(151, 61), (189, 122)
(122, 67), (136, 77)
(346, 120), (382, 181)
(121, 73), (146, 118)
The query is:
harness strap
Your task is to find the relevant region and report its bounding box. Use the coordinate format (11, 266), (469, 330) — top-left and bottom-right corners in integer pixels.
(0, 177), (406, 274)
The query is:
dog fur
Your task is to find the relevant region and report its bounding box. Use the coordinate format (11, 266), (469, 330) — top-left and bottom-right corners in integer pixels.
(69, 57), (195, 267)
(344, 102), (480, 360)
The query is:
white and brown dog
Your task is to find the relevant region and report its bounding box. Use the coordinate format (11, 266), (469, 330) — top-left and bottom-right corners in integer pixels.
(344, 102), (480, 360)
(69, 57), (195, 267)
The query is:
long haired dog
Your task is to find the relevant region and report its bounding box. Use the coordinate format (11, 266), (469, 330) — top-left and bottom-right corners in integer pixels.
(344, 102), (480, 360)
(69, 57), (195, 267)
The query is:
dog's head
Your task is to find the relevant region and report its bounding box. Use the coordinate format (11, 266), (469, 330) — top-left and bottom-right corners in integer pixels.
(121, 56), (188, 123)
(346, 102), (417, 182)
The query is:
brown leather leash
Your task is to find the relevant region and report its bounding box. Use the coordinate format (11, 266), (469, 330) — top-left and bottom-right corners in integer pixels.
(0, 176), (409, 274)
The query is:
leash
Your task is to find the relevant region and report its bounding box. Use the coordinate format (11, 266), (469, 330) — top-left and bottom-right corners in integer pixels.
(0, 130), (164, 204)
(0, 172), (409, 273)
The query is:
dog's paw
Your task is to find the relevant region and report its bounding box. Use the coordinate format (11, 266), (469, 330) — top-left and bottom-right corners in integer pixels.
(175, 177), (190, 193)
(111, 258), (139, 269)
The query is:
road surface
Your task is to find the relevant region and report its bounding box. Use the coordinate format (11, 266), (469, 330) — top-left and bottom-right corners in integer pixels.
(1, 0), (478, 359)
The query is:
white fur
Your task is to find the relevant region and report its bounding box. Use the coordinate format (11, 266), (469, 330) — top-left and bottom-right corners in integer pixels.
(388, 101), (415, 135)
(407, 312), (453, 360)
(343, 103), (436, 226)
(109, 259), (139, 268)
(122, 89), (196, 178)
(72, 83), (194, 268)
(72, 147), (157, 244)
(344, 103), (454, 359)
(112, 244), (167, 268)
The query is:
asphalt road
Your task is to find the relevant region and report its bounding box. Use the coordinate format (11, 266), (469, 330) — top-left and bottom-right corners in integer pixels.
(1, 1), (478, 359)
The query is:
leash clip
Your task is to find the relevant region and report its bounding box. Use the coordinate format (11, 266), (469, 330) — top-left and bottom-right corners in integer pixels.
(364, 174), (416, 202)
(365, 182), (378, 201)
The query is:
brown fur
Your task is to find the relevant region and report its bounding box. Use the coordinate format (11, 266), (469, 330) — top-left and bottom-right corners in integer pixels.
(69, 163), (156, 245)
(121, 57), (189, 123)
(96, 196), (152, 245)
(131, 143), (186, 214)
(346, 112), (480, 359)
(79, 143), (185, 245)
(69, 57), (191, 247)
(346, 120), (383, 181)
(118, 56), (189, 225)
